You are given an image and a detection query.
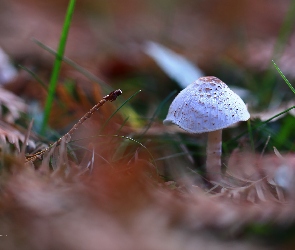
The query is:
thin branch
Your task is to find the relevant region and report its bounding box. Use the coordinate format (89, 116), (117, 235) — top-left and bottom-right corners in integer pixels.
(25, 89), (122, 163)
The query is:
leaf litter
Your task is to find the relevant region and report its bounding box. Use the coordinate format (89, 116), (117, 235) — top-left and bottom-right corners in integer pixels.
(0, 50), (291, 250)
(0, 89), (293, 250)
(1, 1), (295, 249)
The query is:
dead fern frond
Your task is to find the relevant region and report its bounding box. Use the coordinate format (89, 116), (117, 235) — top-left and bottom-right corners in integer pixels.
(0, 87), (28, 123)
(0, 120), (35, 152)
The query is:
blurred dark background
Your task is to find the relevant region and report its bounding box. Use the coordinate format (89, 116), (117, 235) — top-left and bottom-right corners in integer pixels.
(0, 0), (292, 77)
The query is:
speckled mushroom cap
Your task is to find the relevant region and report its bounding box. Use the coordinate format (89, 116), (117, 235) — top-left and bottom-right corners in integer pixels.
(163, 76), (250, 133)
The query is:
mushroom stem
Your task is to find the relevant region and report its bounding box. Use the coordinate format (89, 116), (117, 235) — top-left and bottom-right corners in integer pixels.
(206, 129), (222, 181)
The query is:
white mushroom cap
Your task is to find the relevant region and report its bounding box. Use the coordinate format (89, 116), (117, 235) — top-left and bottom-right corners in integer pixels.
(163, 76), (250, 133)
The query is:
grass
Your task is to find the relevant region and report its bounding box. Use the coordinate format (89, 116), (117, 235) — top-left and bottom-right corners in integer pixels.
(40, 0), (76, 135)
(3, 1), (295, 249)
(223, 69), (295, 151)
(98, 89), (142, 134)
(258, 0), (295, 106)
(9, 1), (295, 185)
(272, 60), (295, 94)
(32, 38), (109, 91)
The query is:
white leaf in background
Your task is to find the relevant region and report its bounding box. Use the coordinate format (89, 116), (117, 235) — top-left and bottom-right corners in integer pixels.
(144, 41), (204, 88)
(144, 42), (253, 102)
(0, 47), (17, 85)
(144, 41), (251, 101)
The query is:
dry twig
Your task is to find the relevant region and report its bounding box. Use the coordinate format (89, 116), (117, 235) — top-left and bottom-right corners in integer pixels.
(25, 89), (122, 163)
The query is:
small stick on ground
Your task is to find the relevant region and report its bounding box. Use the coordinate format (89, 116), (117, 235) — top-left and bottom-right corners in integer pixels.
(25, 89), (122, 163)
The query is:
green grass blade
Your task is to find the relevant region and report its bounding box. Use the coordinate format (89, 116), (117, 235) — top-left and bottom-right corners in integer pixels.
(40, 0), (76, 135)
(259, 0), (295, 105)
(272, 60), (295, 95)
(227, 61), (295, 148)
(247, 119), (254, 151)
(139, 90), (177, 137)
(69, 134), (158, 169)
(32, 38), (110, 91)
(98, 90), (142, 133)
(224, 105), (295, 147)
(18, 65), (47, 90)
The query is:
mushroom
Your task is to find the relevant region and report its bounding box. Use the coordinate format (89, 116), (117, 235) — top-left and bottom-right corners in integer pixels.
(163, 76), (250, 181)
